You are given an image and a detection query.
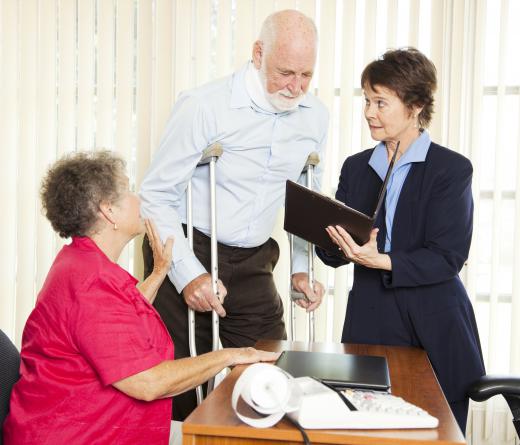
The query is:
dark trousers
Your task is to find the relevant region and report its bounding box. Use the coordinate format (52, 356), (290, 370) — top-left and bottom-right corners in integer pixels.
(450, 399), (469, 435)
(142, 228), (286, 421)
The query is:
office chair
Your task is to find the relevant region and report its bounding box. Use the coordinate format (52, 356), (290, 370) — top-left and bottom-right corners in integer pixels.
(0, 329), (20, 445)
(468, 375), (520, 438)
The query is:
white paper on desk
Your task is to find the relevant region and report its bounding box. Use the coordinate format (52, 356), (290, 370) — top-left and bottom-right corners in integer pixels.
(231, 363), (302, 428)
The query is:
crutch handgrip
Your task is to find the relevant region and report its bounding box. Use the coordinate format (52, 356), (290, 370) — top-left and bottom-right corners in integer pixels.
(199, 143), (223, 165)
(304, 152), (320, 168)
(290, 290), (309, 301)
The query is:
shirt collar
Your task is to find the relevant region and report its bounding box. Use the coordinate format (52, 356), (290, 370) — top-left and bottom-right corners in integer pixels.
(229, 64), (251, 109)
(230, 61), (312, 112)
(368, 130), (431, 180)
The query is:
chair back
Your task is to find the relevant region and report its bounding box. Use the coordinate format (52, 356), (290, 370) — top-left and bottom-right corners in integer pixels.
(468, 375), (520, 439)
(0, 330), (20, 445)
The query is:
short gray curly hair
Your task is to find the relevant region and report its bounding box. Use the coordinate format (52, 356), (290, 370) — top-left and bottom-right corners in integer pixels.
(40, 150), (127, 238)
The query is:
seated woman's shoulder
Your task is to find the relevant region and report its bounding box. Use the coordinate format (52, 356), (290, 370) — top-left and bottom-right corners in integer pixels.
(47, 247), (130, 298)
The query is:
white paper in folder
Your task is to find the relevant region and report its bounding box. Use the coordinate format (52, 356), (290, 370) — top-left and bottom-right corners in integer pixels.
(231, 363), (439, 430)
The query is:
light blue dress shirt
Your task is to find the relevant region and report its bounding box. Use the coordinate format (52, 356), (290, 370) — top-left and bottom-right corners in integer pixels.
(140, 63), (329, 292)
(368, 130), (431, 252)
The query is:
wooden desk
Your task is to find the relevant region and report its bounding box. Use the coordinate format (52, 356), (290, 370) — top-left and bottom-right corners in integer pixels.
(183, 340), (465, 445)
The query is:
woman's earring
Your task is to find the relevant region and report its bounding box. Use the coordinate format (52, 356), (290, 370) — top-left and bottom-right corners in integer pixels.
(113, 223), (118, 230)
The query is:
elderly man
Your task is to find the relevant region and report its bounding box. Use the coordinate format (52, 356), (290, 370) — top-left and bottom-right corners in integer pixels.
(140, 9), (329, 420)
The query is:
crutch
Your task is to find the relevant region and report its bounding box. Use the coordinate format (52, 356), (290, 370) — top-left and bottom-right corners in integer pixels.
(187, 143), (223, 403)
(289, 152), (320, 342)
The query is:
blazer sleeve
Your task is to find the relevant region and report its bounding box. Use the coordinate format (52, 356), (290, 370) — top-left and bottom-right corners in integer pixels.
(382, 157), (473, 288)
(316, 158), (351, 268)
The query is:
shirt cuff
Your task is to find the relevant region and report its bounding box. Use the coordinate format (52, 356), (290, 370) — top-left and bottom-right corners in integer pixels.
(291, 255), (308, 274)
(292, 243), (309, 274)
(291, 236), (309, 274)
(168, 254), (207, 293)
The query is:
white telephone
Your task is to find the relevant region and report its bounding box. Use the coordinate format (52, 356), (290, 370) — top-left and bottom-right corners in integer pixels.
(232, 363), (439, 430)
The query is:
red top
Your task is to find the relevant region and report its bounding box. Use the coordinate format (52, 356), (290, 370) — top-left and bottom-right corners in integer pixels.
(4, 237), (174, 444)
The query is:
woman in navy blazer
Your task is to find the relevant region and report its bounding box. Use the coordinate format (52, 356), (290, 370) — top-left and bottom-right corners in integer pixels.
(317, 48), (484, 433)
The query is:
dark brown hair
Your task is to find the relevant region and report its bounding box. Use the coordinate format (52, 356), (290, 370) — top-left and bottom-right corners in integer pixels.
(361, 47), (437, 127)
(40, 151), (126, 238)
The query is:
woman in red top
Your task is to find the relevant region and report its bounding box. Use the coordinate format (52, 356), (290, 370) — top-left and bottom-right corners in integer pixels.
(3, 151), (278, 445)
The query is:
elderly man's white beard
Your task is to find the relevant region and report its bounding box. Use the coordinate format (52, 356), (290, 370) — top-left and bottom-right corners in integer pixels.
(258, 64), (305, 112)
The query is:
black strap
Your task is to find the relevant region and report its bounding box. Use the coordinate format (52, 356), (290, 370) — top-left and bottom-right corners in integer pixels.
(313, 378), (357, 411)
(285, 414), (311, 445)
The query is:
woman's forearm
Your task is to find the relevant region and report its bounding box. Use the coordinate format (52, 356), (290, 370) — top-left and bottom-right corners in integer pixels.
(154, 350), (233, 398)
(112, 348), (278, 402)
(137, 271), (167, 303)
(375, 253), (392, 271)
(113, 349), (232, 401)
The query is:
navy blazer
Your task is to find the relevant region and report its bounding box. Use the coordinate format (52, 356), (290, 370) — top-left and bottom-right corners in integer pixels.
(317, 142), (485, 403)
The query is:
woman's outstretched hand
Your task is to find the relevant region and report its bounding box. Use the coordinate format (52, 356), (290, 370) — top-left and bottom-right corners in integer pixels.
(326, 225), (391, 271)
(137, 219), (174, 303)
(145, 218), (174, 278)
(228, 347), (281, 366)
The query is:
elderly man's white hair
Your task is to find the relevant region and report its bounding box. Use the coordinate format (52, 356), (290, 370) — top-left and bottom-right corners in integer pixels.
(258, 9), (318, 56)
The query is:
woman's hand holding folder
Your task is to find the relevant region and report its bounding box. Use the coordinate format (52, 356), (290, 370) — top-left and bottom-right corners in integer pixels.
(326, 226), (392, 271)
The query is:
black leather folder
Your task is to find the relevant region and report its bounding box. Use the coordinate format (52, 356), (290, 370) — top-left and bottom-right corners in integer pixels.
(284, 143), (399, 250)
(275, 350), (391, 391)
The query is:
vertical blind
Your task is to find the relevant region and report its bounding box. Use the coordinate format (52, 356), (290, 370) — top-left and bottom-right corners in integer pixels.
(1, 1), (519, 443)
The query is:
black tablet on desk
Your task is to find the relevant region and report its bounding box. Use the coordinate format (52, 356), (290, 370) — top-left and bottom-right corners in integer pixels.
(275, 350), (391, 391)
(284, 143), (398, 249)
